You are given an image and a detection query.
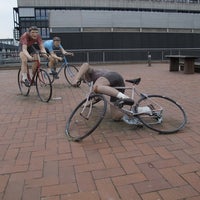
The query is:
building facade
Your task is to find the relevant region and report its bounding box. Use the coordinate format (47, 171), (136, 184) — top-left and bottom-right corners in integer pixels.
(13, 0), (200, 51)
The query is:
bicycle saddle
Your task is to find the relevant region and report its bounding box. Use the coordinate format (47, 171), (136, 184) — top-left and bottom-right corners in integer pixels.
(125, 78), (141, 85)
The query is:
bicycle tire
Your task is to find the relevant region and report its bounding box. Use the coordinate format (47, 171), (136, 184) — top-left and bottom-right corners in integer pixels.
(36, 69), (52, 102)
(136, 95), (187, 134)
(65, 94), (107, 142)
(17, 68), (30, 96)
(64, 64), (80, 86)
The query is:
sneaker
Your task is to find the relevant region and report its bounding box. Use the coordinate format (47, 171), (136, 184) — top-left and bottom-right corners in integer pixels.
(23, 79), (30, 87)
(54, 74), (59, 79)
(114, 98), (134, 108)
(137, 106), (152, 115)
(49, 70), (57, 76)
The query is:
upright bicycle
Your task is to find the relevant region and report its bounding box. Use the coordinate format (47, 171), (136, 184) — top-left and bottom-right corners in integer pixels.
(46, 53), (80, 86)
(18, 52), (52, 102)
(65, 78), (187, 142)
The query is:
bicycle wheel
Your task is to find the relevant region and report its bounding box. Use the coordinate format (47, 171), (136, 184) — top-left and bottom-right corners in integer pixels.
(17, 68), (30, 96)
(64, 64), (80, 86)
(36, 69), (52, 102)
(136, 95), (187, 134)
(65, 94), (107, 142)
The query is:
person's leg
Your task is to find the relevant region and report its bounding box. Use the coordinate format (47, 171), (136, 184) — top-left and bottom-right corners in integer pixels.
(93, 77), (129, 98)
(48, 56), (56, 72)
(19, 52), (28, 81)
(31, 54), (40, 77)
(93, 77), (127, 121)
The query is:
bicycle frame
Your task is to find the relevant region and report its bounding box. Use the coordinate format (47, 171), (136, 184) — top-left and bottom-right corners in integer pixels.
(50, 50), (73, 75)
(81, 80), (163, 125)
(18, 52), (52, 102)
(46, 53), (79, 86)
(28, 59), (40, 85)
(66, 78), (187, 141)
(54, 55), (68, 75)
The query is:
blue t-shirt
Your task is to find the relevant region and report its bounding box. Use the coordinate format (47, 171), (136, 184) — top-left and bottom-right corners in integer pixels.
(43, 40), (63, 52)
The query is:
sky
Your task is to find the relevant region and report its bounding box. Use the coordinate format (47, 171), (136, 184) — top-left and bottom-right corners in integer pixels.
(0, 0), (17, 39)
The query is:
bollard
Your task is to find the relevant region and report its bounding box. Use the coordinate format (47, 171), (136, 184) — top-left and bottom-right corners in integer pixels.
(147, 51), (151, 67)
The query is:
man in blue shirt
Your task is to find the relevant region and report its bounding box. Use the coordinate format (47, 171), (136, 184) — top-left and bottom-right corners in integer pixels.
(44, 37), (73, 78)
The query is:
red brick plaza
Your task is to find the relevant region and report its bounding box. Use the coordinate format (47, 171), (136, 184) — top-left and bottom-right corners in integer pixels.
(0, 63), (200, 200)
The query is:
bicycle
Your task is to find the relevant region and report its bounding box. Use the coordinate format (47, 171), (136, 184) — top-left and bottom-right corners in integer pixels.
(45, 52), (80, 86)
(65, 78), (187, 142)
(18, 52), (52, 102)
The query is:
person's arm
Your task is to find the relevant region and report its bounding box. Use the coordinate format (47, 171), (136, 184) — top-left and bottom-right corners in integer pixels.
(49, 51), (63, 61)
(39, 43), (48, 58)
(72, 63), (90, 86)
(60, 46), (74, 56)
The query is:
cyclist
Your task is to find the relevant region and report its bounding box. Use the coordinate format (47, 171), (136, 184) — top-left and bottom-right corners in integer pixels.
(19, 26), (48, 87)
(43, 36), (74, 79)
(72, 63), (134, 121)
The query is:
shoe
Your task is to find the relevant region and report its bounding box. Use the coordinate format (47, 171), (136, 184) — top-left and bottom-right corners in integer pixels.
(49, 70), (57, 76)
(53, 74), (59, 79)
(137, 106), (152, 115)
(114, 98), (134, 108)
(23, 79), (30, 87)
(50, 70), (59, 79)
(53, 71), (59, 79)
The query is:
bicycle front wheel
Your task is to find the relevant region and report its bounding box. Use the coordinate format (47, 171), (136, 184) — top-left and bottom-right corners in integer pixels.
(64, 64), (80, 86)
(136, 95), (187, 134)
(18, 68), (30, 96)
(36, 69), (52, 102)
(65, 94), (107, 142)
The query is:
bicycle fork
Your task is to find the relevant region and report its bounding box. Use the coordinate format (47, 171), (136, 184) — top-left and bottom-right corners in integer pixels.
(80, 82), (94, 120)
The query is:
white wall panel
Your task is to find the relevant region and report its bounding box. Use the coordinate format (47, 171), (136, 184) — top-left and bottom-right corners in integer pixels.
(49, 10), (200, 29)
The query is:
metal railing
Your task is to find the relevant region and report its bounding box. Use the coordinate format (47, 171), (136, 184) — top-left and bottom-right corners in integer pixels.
(1, 48), (200, 66)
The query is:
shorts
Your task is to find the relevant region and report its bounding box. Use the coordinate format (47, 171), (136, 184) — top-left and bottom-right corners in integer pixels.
(19, 44), (40, 54)
(103, 72), (125, 102)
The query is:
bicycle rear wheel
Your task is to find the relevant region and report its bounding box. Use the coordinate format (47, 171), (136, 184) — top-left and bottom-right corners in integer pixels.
(18, 68), (30, 96)
(36, 69), (52, 102)
(65, 94), (107, 142)
(64, 64), (80, 86)
(136, 95), (187, 134)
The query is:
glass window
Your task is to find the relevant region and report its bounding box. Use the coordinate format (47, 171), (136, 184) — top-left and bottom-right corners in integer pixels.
(41, 9), (46, 20)
(35, 9), (40, 20)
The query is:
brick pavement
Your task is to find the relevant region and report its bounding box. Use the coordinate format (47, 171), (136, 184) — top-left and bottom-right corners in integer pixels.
(0, 63), (200, 200)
